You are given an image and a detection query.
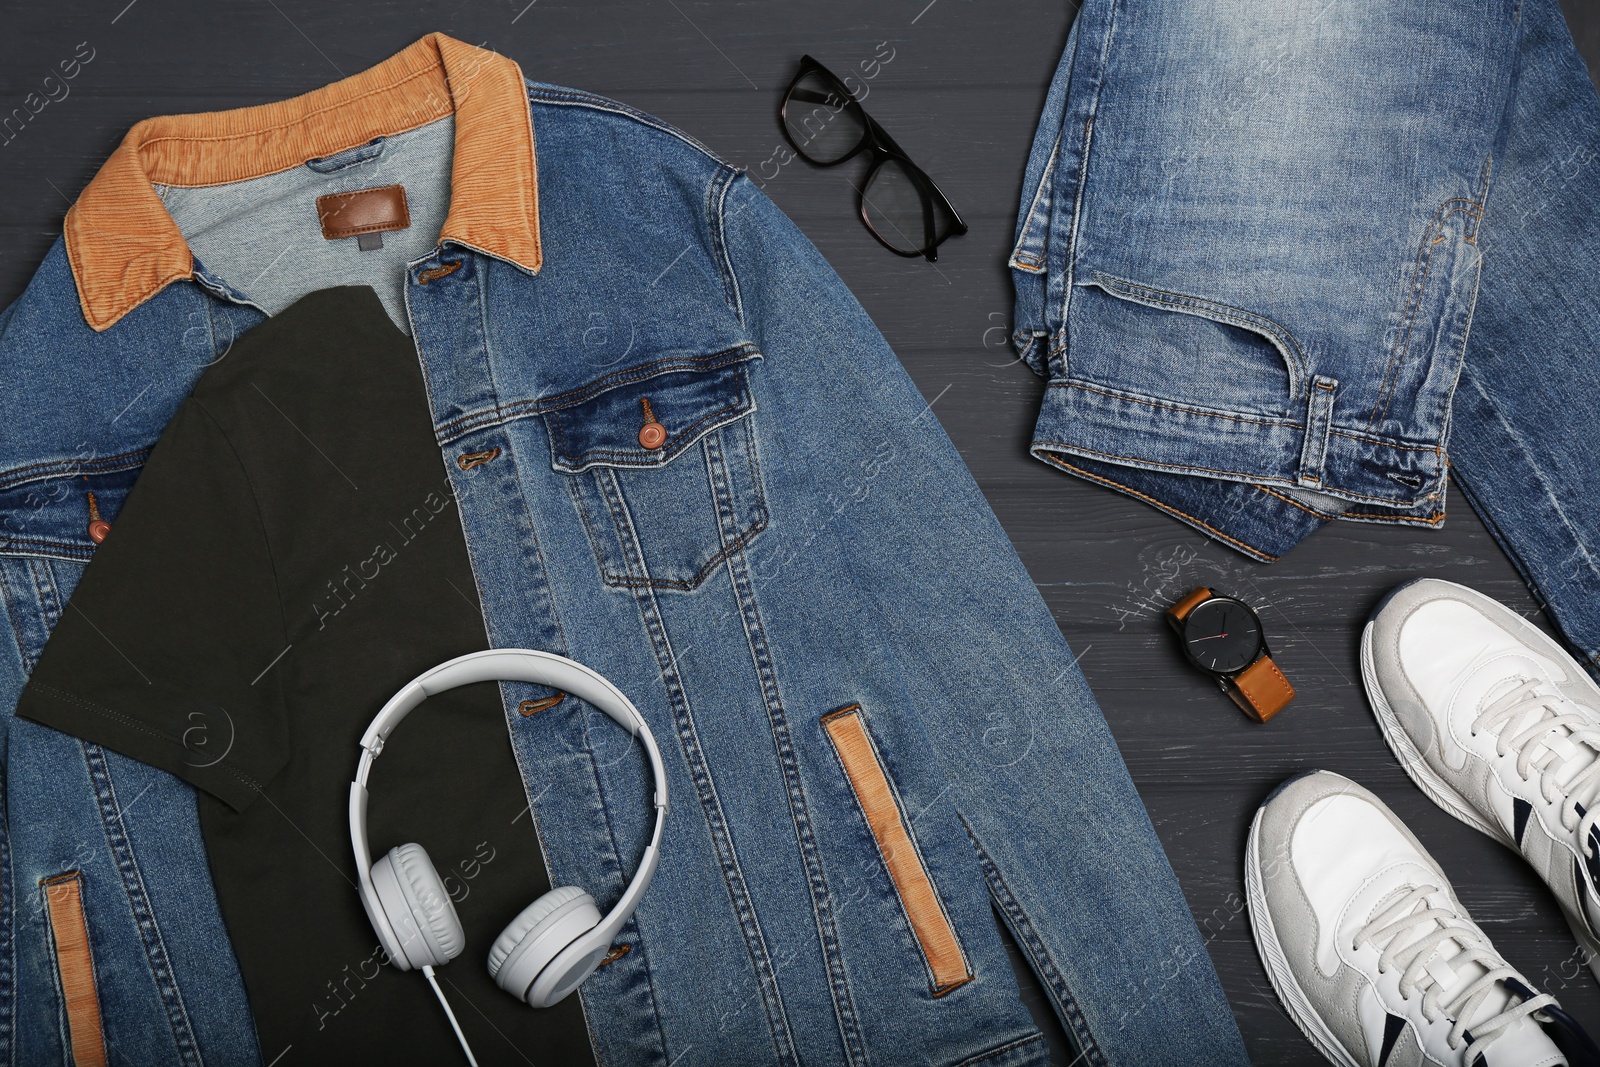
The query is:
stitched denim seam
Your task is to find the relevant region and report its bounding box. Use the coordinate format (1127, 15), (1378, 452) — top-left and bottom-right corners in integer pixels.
(38, 878), (70, 1060)
(0, 564), (35, 683)
(953, 1033), (1049, 1067)
(1088, 271), (1307, 397)
(31, 557), (65, 661)
(484, 433), (575, 659)
(552, 399), (748, 471)
(25, 561), (56, 674)
(566, 474), (623, 589)
(1009, 132), (1060, 274)
(1059, 0), (1123, 334)
(960, 815), (1105, 1066)
(618, 526), (800, 1064)
(1036, 438), (1438, 507)
(1344, 509), (1446, 524)
(599, 506), (767, 592)
(538, 349), (758, 412)
(0, 450), (151, 494)
(1057, 113), (1095, 339)
(556, 667), (670, 1063)
(1034, 451), (1281, 562)
(719, 489), (868, 1064)
(711, 167), (746, 325)
(437, 347), (759, 443)
(0, 785), (11, 1065)
(1368, 218), (1441, 429)
(1256, 486), (1342, 520)
(1326, 429), (1444, 454)
(526, 86), (734, 172)
(0, 564), (27, 1062)
(81, 743), (202, 1065)
(0, 538), (95, 563)
(1049, 379), (1296, 428)
(585, 419), (770, 592)
(1054, 377), (1447, 456)
(1367, 196), (1484, 429)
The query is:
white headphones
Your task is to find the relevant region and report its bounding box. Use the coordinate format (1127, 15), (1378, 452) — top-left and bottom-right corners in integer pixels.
(349, 649), (667, 1056)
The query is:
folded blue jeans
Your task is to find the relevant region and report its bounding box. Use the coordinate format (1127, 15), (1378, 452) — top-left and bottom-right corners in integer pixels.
(1013, 0), (1600, 675)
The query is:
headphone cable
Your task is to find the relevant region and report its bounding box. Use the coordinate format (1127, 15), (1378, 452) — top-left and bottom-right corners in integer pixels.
(422, 964), (480, 1067)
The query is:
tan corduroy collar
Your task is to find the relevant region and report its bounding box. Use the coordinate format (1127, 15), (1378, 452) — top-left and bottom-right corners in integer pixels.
(65, 33), (541, 332)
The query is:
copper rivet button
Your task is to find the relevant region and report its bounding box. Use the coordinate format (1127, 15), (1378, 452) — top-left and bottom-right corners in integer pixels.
(638, 422), (667, 450)
(87, 520), (111, 544)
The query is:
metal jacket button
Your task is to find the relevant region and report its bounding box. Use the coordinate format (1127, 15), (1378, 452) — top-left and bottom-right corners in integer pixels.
(638, 397), (666, 450)
(87, 491), (110, 544)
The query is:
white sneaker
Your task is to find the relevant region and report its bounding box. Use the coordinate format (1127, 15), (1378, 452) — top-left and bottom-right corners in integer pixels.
(1363, 578), (1600, 981)
(1246, 770), (1586, 1067)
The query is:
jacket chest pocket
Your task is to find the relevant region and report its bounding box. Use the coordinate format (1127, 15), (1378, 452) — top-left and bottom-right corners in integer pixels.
(544, 354), (768, 593)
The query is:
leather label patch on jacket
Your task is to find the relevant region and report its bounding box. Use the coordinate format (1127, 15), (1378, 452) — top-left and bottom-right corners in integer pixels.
(316, 185), (411, 246)
(41, 872), (109, 1067)
(822, 705), (973, 995)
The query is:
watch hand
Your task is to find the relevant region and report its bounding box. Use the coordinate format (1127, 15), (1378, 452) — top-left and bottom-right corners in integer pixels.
(1190, 633), (1230, 643)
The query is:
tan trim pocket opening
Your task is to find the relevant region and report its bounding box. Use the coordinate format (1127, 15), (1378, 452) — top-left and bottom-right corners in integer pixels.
(822, 705), (973, 996)
(42, 871), (108, 1067)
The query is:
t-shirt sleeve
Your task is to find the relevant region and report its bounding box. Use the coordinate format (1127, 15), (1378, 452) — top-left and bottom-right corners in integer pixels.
(17, 399), (289, 812)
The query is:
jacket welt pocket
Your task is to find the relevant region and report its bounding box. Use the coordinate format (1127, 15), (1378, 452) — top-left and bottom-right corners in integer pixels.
(41, 871), (109, 1067)
(822, 705), (973, 996)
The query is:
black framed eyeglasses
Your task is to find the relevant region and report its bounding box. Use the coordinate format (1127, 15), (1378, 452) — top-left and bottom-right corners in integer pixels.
(780, 55), (968, 262)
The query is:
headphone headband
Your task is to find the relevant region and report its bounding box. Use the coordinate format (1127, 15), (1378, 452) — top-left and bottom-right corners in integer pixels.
(349, 649), (667, 969)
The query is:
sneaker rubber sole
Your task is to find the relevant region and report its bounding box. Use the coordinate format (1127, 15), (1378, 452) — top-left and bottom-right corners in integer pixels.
(1244, 807), (1361, 1067)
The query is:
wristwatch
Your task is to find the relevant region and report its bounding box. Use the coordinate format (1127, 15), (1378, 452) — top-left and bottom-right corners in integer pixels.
(1165, 587), (1295, 723)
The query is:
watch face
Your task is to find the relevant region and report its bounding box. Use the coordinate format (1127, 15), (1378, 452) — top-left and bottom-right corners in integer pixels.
(1181, 598), (1265, 675)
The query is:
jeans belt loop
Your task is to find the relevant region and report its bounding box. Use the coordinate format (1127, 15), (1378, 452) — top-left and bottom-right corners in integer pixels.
(1297, 376), (1340, 490)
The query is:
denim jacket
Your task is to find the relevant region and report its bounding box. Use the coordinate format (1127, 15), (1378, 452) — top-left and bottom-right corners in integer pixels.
(0, 35), (1246, 1066)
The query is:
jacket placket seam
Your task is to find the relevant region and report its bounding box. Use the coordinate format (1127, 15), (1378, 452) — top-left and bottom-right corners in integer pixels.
(601, 468), (802, 1066)
(80, 743), (202, 1065)
(712, 429), (870, 1067)
(959, 815), (1106, 1067)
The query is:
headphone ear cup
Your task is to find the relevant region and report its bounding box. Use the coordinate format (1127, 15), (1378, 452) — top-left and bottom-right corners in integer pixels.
(486, 886), (601, 1003)
(372, 843), (465, 969)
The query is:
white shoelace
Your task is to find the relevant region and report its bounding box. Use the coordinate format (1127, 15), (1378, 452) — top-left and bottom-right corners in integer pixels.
(1356, 884), (1555, 1062)
(1476, 677), (1600, 853)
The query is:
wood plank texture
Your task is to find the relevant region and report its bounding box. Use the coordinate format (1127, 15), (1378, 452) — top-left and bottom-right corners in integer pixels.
(2, 2), (1596, 1063)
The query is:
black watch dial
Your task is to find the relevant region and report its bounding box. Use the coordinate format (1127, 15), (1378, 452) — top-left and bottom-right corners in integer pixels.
(1181, 598), (1264, 675)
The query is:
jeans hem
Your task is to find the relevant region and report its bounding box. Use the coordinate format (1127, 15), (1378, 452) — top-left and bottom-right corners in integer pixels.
(1034, 377), (1450, 514)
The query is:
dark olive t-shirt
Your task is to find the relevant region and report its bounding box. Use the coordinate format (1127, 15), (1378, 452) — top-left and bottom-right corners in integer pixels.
(19, 286), (595, 1067)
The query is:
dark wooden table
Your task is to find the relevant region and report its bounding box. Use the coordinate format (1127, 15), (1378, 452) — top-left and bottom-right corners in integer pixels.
(3, 2), (1596, 1063)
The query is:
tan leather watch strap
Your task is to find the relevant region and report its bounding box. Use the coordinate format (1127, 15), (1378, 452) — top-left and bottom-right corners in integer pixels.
(1167, 586), (1294, 723)
(1226, 655), (1295, 723)
(1166, 586), (1213, 623)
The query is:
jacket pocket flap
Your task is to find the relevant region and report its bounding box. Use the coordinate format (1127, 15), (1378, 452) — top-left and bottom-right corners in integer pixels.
(0, 466), (141, 561)
(545, 354), (757, 474)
